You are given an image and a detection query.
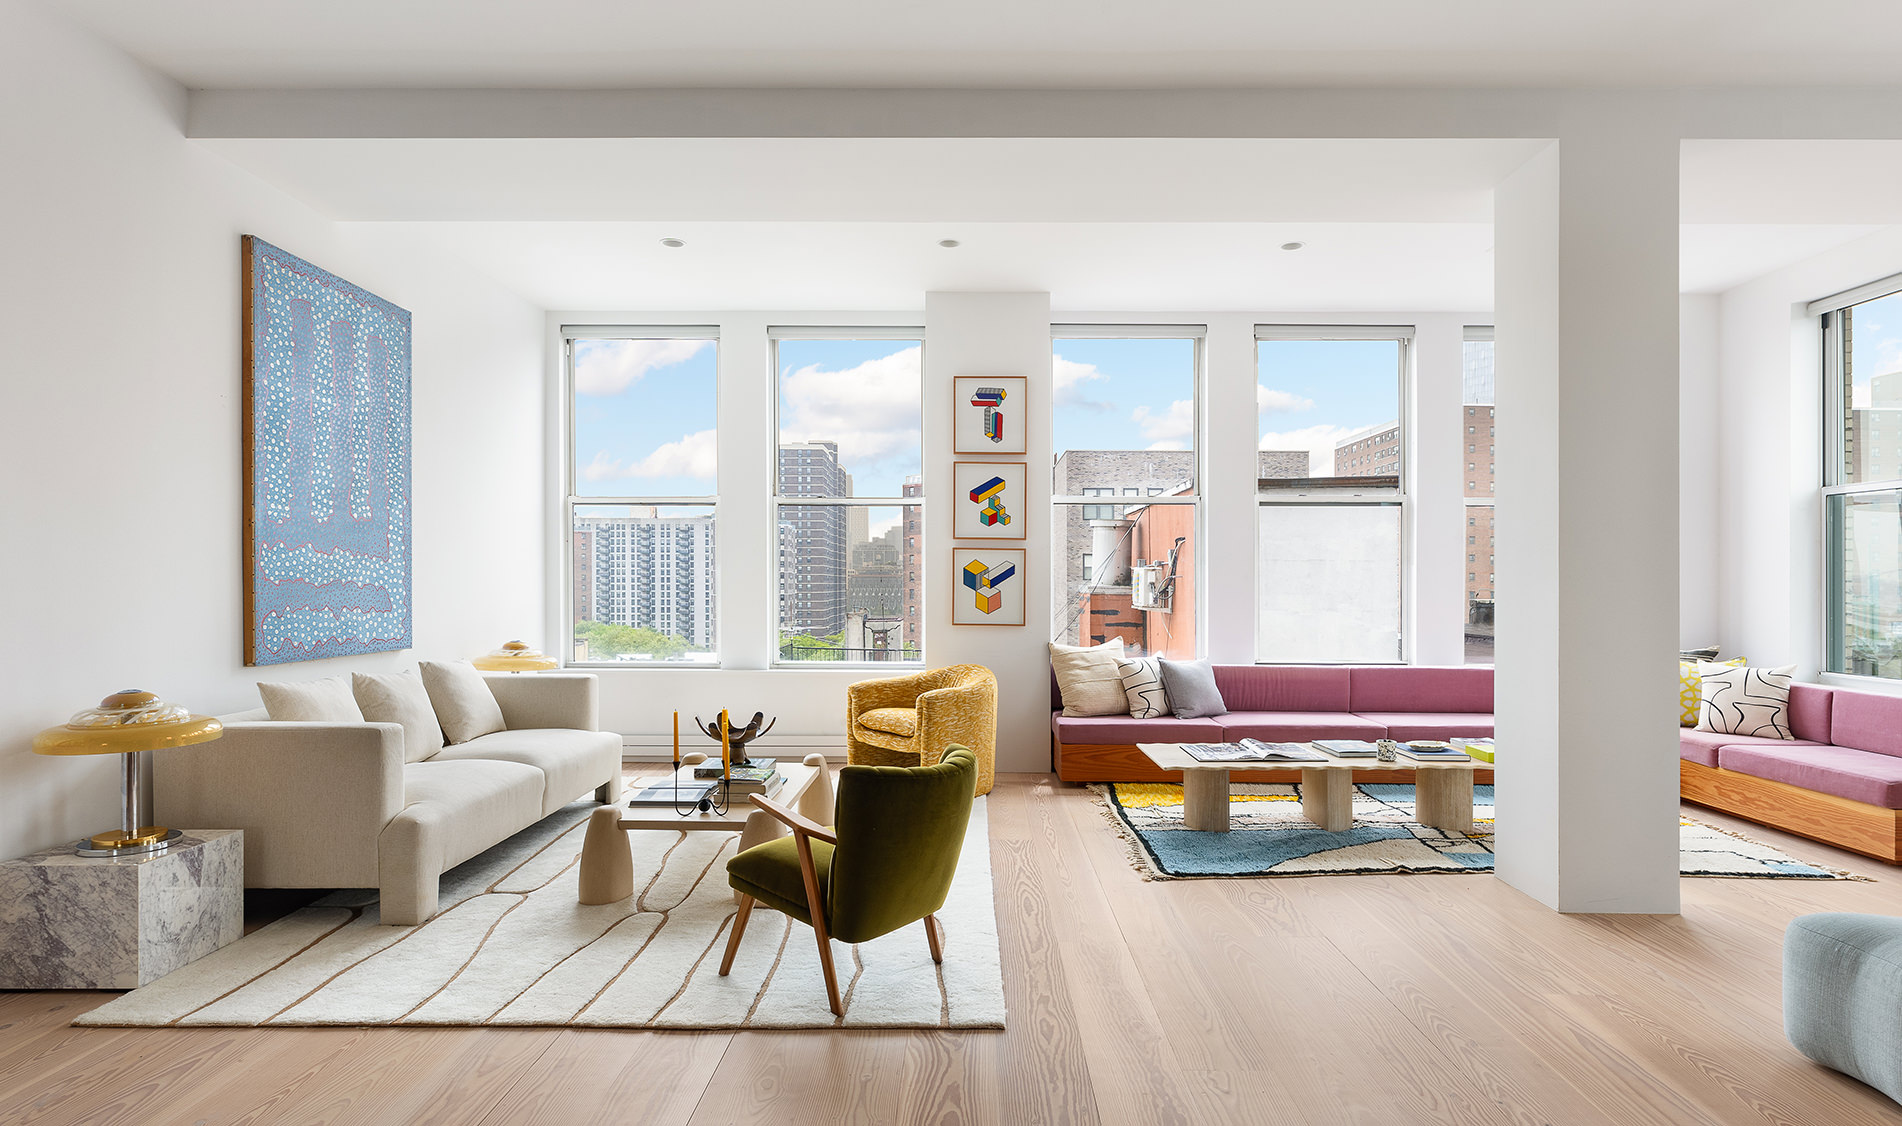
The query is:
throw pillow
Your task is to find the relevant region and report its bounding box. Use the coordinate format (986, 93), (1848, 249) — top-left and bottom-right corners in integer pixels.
(257, 675), (364, 723)
(419, 660), (508, 745)
(352, 671), (446, 762)
(1696, 662), (1796, 740)
(1049, 639), (1128, 717)
(1679, 656), (1745, 727)
(1679, 645), (1722, 662)
(1117, 656), (1173, 719)
(1158, 658), (1227, 720)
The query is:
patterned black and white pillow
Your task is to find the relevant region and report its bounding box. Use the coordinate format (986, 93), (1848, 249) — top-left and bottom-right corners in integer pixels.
(1697, 662), (1796, 739)
(1117, 656), (1173, 719)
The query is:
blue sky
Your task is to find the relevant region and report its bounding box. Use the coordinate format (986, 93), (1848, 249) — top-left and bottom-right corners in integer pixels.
(1853, 292), (1902, 407)
(573, 332), (1407, 496)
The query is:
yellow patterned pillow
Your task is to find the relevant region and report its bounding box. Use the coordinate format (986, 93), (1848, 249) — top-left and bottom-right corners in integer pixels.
(1680, 657), (1745, 726)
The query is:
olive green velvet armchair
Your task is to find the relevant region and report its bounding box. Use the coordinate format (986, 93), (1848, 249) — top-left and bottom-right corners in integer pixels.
(846, 664), (996, 796)
(721, 746), (978, 1016)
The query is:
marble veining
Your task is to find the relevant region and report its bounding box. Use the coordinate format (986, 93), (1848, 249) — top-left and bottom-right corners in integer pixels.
(0, 830), (243, 989)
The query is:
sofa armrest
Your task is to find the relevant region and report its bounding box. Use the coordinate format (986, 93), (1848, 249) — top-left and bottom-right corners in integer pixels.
(847, 670), (938, 725)
(153, 721), (406, 889)
(914, 681), (998, 767)
(484, 672), (598, 731)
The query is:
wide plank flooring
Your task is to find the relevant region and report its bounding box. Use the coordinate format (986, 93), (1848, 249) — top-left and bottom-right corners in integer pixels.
(4, 774), (1902, 1125)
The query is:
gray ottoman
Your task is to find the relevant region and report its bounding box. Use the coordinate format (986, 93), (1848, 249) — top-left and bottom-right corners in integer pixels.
(1785, 912), (1902, 1104)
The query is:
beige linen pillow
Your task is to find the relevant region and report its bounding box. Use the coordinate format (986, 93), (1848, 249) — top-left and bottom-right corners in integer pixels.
(420, 660), (508, 745)
(352, 671), (445, 762)
(1050, 639), (1129, 717)
(257, 675), (364, 722)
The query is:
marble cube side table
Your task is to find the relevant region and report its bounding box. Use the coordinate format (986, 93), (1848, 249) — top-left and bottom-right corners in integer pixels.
(0, 830), (243, 989)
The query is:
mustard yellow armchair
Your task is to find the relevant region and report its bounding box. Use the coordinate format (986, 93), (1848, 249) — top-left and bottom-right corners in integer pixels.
(846, 664), (996, 795)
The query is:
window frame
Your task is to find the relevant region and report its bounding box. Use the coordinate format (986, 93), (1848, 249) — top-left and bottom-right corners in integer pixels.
(768, 325), (927, 669)
(1049, 323), (1207, 658)
(1816, 278), (1902, 679)
(1461, 325), (1497, 667)
(562, 325), (723, 669)
(1252, 324), (1415, 665)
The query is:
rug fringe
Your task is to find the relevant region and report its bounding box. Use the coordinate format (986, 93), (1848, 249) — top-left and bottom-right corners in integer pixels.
(1086, 784), (1169, 881)
(1679, 815), (1875, 882)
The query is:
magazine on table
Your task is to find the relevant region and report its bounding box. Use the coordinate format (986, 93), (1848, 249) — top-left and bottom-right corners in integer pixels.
(627, 779), (715, 806)
(1182, 740), (1327, 763)
(694, 758), (777, 783)
(1312, 739), (1379, 758)
(1396, 741), (1472, 762)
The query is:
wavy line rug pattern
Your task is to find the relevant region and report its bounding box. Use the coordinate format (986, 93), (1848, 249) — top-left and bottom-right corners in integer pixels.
(76, 799), (1005, 1030)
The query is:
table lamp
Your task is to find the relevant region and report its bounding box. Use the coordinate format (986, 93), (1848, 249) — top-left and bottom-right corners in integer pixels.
(471, 640), (559, 672)
(32, 689), (223, 857)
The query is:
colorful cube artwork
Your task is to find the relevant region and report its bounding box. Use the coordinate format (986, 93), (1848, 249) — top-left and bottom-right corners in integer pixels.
(968, 474), (1012, 527)
(968, 476), (1007, 504)
(982, 406), (1004, 443)
(969, 389), (1007, 445)
(960, 556), (1018, 614)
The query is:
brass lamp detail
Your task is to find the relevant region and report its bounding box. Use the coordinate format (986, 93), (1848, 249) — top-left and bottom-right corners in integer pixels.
(33, 689), (224, 857)
(471, 640), (559, 673)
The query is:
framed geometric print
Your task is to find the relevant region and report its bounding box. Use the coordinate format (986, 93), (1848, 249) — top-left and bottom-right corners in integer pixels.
(951, 461), (1027, 540)
(242, 236), (413, 665)
(953, 375), (1026, 454)
(951, 547), (1026, 626)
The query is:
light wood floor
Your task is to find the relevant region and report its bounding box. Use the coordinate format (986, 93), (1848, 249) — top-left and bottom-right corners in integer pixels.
(5, 773), (1902, 1125)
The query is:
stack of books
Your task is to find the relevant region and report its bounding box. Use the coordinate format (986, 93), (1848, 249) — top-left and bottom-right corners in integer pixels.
(1461, 738), (1496, 763)
(1395, 741), (1472, 763)
(1312, 739), (1379, 758)
(693, 758), (785, 798)
(626, 777), (716, 806)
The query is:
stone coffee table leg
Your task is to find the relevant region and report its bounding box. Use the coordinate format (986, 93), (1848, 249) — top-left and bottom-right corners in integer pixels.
(1181, 769), (1231, 832)
(578, 805), (634, 906)
(1300, 767), (1354, 832)
(1415, 769), (1475, 834)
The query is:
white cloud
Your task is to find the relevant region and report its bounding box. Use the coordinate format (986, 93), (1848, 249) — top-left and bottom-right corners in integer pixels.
(581, 428), (718, 483)
(1054, 354), (1113, 411)
(779, 346), (922, 472)
(1257, 385), (1316, 415)
(574, 338), (711, 397)
(1259, 423), (1364, 476)
(1132, 399), (1194, 447)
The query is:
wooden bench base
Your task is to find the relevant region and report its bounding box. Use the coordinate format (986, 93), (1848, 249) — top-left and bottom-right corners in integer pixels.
(1052, 739), (1494, 787)
(1679, 759), (1902, 864)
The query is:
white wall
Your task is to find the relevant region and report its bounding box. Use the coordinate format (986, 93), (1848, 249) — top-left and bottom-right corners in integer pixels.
(1679, 294), (1722, 646)
(0, 0), (545, 859)
(1716, 224), (1902, 682)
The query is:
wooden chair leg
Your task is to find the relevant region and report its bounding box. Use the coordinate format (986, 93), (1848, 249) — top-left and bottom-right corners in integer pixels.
(719, 895), (754, 976)
(924, 913), (945, 964)
(792, 830), (843, 1016)
(811, 915), (842, 1016)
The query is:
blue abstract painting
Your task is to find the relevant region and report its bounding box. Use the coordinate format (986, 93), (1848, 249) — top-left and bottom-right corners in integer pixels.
(243, 236), (412, 666)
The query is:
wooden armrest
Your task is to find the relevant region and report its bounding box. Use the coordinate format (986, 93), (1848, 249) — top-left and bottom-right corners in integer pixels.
(750, 793), (837, 844)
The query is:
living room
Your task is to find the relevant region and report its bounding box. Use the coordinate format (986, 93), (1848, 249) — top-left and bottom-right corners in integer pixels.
(9, 0), (1902, 1121)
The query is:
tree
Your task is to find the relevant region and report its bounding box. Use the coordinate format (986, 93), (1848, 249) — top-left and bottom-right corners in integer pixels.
(575, 620), (689, 660)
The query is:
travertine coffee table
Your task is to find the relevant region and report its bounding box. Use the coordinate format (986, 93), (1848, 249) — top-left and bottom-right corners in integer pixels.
(1136, 743), (1478, 834)
(578, 753), (834, 905)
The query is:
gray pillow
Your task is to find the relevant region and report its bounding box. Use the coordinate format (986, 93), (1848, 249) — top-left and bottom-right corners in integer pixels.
(1158, 659), (1226, 719)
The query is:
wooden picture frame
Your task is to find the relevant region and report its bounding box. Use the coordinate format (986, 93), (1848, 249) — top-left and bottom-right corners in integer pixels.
(950, 547), (1026, 626)
(953, 375), (1026, 455)
(951, 461), (1028, 541)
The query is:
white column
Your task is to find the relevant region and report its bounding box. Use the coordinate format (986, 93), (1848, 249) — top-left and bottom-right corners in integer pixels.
(717, 315), (774, 669)
(1203, 314), (1261, 664)
(1410, 315), (1468, 666)
(1493, 130), (1681, 914)
(925, 293), (1054, 773)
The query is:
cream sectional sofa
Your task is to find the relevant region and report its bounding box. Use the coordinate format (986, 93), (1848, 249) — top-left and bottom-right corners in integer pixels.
(154, 672), (622, 925)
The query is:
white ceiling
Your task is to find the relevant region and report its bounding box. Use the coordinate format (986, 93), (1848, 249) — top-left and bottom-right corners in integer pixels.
(49, 0), (1902, 89)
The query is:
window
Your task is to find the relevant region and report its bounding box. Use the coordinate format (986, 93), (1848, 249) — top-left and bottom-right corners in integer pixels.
(1820, 280), (1902, 678)
(1255, 326), (1409, 662)
(1052, 328), (1201, 658)
(772, 329), (924, 664)
(1462, 328), (1496, 664)
(566, 329), (719, 664)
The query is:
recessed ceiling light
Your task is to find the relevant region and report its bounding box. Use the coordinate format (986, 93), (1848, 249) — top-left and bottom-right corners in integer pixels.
(939, 239), (961, 248)
(660, 237), (685, 248)
(1280, 242), (1305, 251)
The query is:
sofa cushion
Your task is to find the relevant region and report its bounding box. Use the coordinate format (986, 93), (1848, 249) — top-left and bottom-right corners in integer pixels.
(1159, 659), (1227, 719)
(1826, 689), (1902, 758)
(258, 675), (365, 723)
(1212, 665), (1351, 712)
(857, 708), (917, 737)
(1349, 666), (1493, 714)
(419, 660), (507, 745)
(1117, 656), (1172, 719)
(1352, 712), (1494, 741)
(431, 728), (621, 816)
(1679, 728), (1824, 768)
(1788, 684), (1835, 744)
(1717, 744), (1902, 809)
(1697, 663), (1796, 739)
(1216, 711), (1384, 743)
(397, 759), (545, 869)
(1050, 640), (1129, 717)
(1052, 713), (1227, 745)
(353, 671), (445, 763)
(1680, 657), (1746, 727)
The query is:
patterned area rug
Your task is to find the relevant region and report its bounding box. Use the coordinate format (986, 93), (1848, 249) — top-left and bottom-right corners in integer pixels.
(1098, 782), (1861, 881)
(77, 799), (1004, 1030)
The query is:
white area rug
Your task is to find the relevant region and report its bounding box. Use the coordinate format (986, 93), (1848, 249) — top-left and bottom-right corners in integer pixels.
(77, 799), (1004, 1030)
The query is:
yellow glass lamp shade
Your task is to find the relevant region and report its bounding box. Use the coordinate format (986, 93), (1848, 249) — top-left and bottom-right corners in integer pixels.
(472, 640), (559, 673)
(33, 690), (223, 856)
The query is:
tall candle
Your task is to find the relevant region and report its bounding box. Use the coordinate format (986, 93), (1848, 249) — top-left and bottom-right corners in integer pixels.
(720, 708), (731, 781)
(672, 711), (680, 771)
